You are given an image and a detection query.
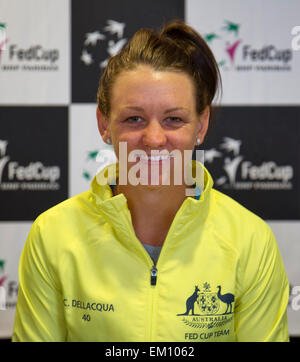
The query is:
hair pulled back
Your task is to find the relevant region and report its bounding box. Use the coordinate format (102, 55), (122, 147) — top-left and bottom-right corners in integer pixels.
(97, 20), (221, 119)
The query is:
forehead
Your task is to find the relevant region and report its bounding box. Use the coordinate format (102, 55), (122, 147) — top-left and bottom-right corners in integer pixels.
(110, 65), (196, 111)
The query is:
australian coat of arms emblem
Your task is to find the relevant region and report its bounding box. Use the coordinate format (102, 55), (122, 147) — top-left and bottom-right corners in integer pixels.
(177, 282), (235, 329)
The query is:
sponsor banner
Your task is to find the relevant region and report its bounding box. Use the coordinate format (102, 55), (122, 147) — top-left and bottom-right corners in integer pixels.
(0, 106), (68, 221)
(200, 106), (300, 220)
(70, 104), (117, 197)
(267, 221), (300, 336)
(186, 0), (300, 104)
(0, 222), (32, 338)
(71, 0), (184, 102)
(0, 0), (70, 104)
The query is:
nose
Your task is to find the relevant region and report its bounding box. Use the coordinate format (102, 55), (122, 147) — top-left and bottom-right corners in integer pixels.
(142, 120), (167, 149)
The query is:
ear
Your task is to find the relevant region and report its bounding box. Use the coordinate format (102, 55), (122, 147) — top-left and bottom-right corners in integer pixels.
(196, 106), (210, 145)
(96, 107), (110, 142)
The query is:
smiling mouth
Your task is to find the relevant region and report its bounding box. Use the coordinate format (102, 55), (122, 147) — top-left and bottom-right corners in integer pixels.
(137, 154), (174, 162)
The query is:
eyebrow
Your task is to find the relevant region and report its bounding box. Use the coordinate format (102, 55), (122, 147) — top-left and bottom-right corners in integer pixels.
(122, 106), (189, 114)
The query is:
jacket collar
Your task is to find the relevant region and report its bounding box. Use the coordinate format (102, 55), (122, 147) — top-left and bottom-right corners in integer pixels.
(90, 161), (214, 247)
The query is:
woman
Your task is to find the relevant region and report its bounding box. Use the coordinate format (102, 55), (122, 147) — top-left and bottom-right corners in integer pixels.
(12, 21), (289, 342)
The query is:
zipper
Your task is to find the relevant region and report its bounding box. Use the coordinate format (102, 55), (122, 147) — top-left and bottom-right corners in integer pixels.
(150, 265), (157, 286)
(149, 264), (157, 342)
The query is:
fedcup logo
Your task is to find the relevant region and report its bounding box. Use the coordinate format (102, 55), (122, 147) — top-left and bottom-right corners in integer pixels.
(205, 136), (294, 191)
(0, 139), (61, 191)
(81, 19), (127, 68)
(206, 20), (293, 71)
(95, 142), (204, 197)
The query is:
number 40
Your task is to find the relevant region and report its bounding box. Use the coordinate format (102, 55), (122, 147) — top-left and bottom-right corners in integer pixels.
(82, 314), (91, 322)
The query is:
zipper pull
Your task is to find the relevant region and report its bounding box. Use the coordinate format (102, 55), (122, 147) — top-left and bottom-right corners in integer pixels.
(150, 266), (157, 286)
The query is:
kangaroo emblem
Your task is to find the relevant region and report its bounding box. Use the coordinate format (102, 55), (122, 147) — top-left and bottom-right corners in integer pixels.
(177, 286), (200, 316)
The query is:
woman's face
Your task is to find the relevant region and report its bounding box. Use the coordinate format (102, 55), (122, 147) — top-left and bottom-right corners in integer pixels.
(98, 65), (209, 187)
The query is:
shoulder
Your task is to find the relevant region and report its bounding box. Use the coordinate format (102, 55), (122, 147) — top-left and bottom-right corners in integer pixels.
(27, 190), (96, 251)
(36, 190), (93, 227)
(22, 190), (98, 276)
(210, 188), (268, 226)
(209, 188), (275, 253)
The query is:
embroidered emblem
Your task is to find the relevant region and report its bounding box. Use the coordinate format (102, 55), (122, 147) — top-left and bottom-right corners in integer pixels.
(177, 282), (235, 330)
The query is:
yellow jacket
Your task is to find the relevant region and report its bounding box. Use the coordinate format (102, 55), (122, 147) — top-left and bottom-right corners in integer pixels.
(12, 163), (289, 341)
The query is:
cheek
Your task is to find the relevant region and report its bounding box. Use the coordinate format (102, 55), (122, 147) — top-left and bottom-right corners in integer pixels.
(111, 131), (141, 160)
(115, 133), (141, 149)
(170, 133), (195, 151)
(172, 122), (199, 148)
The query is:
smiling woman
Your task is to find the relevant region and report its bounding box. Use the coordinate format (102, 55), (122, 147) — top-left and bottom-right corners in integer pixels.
(12, 20), (289, 342)
(95, 25), (216, 246)
(95, 21), (220, 245)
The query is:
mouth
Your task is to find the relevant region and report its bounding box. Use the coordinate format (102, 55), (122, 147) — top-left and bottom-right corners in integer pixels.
(135, 153), (174, 164)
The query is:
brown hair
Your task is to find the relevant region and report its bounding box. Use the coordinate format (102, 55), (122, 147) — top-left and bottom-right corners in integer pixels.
(97, 20), (222, 120)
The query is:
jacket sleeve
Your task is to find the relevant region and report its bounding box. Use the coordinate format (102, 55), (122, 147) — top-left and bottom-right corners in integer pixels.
(234, 226), (289, 342)
(12, 218), (67, 342)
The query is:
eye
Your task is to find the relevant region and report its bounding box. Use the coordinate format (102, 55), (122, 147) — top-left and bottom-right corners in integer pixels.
(123, 116), (143, 124)
(164, 117), (184, 127)
(167, 117), (182, 123)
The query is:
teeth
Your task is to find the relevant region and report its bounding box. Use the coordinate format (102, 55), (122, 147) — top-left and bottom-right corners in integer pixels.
(138, 154), (172, 161)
